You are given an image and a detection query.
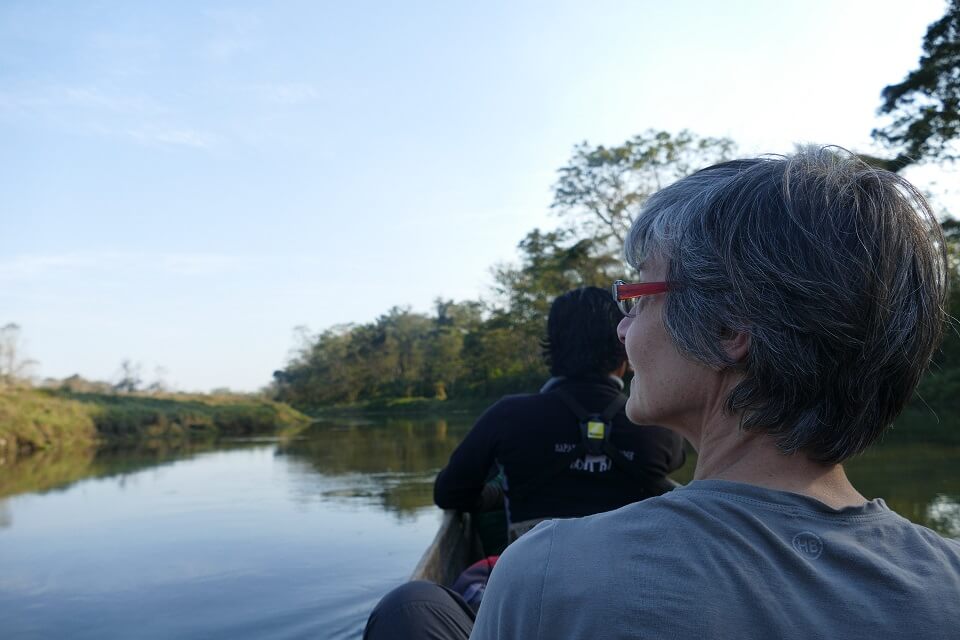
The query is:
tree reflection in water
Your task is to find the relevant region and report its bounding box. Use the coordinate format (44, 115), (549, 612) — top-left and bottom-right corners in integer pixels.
(0, 438), (260, 499)
(275, 415), (960, 536)
(275, 417), (473, 519)
(926, 495), (960, 538)
(1, 412), (957, 535)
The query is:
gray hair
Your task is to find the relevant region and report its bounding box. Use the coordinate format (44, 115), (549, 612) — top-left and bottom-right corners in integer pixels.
(625, 147), (948, 463)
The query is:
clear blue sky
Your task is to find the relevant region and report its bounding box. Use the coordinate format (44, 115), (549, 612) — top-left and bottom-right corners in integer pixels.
(1, 0), (953, 391)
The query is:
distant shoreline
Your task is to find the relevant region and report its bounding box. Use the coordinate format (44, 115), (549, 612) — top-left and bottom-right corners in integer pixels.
(0, 387), (312, 459)
(308, 395), (498, 418)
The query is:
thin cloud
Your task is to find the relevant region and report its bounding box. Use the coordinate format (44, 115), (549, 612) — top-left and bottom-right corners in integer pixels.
(0, 252), (256, 282)
(158, 253), (248, 276)
(0, 86), (213, 150)
(61, 87), (161, 113)
(0, 85), (235, 150)
(0, 90), (49, 111)
(251, 82), (321, 106)
(0, 253), (103, 281)
(124, 125), (218, 149)
(206, 37), (252, 61)
(0, 86), (164, 115)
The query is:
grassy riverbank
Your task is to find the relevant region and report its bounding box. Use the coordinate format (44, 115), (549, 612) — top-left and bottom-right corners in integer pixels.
(0, 387), (312, 457)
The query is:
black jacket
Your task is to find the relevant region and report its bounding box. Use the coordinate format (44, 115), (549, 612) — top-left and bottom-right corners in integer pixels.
(433, 376), (686, 524)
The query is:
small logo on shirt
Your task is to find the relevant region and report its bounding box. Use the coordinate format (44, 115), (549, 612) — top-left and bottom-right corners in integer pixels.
(571, 454), (612, 472)
(791, 531), (823, 560)
(586, 421), (605, 439)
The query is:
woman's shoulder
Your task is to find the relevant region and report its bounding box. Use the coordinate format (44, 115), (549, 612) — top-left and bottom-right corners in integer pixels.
(505, 493), (702, 567)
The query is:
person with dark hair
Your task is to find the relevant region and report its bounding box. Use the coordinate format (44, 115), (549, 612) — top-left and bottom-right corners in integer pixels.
(364, 287), (684, 640)
(433, 286), (686, 540)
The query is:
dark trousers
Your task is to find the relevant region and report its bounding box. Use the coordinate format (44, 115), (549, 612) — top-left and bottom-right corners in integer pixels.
(363, 581), (475, 640)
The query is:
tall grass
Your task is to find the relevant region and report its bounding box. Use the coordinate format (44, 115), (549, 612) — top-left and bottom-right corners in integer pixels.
(0, 388), (98, 455)
(0, 388), (311, 457)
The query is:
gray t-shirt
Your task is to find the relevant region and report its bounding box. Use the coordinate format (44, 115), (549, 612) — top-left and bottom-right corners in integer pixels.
(471, 479), (960, 640)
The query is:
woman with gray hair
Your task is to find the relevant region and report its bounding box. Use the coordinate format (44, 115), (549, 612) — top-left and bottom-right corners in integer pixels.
(365, 148), (960, 639)
(471, 148), (960, 639)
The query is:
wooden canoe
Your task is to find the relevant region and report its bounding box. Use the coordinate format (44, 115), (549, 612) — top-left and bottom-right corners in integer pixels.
(410, 510), (482, 586)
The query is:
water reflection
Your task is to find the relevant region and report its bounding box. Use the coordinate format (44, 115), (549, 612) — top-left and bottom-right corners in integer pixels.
(0, 412), (958, 639)
(0, 440), (441, 640)
(1, 412), (958, 536)
(0, 438), (270, 500)
(272, 416), (960, 536)
(0, 444), (97, 499)
(276, 417), (472, 519)
(845, 440), (960, 537)
(926, 495), (960, 538)
(279, 418), (470, 475)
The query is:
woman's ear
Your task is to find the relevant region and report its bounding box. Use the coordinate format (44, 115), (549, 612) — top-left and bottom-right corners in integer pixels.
(721, 330), (750, 364)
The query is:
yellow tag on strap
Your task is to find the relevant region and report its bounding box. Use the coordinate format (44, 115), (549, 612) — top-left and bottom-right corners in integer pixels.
(587, 421), (605, 440)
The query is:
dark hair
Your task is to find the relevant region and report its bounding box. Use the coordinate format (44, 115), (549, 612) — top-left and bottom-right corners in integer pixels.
(625, 146), (948, 464)
(542, 286), (627, 377)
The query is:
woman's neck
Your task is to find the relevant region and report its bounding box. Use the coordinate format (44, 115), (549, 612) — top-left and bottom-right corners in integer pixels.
(690, 414), (867, 509)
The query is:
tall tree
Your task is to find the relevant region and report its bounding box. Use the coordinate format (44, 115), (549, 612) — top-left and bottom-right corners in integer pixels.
(872, 0), (960, 169)
(493, 228), (619, 335)
(274, 323), (362, 407)
(113, 359), (143, 393)
(552, 130), (736, 244)
(425, 299), (483, 399)
(0, 323), (37, 387)
(377, 307), (433, 398)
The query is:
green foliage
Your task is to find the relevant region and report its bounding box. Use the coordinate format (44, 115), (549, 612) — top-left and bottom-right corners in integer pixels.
(75, 391), (311, 438)
(552, 129), (736, 243)
(911, 217), (960, 410)
(0, 388), (98, 453)
(493, 228), (618, 331)
(916, 367), (960, 410)
(872, 0), (960, 169)
(275, 301), (501, 409)
(0, 388), (311, 455)
(938, 218), (960, 362)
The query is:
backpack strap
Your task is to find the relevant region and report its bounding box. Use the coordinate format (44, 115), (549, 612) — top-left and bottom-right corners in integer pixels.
(553, 389), (675, 497)
(553, 388), (625, 456)
(507, 389), (622, 500)
(600, 393), (627, 422)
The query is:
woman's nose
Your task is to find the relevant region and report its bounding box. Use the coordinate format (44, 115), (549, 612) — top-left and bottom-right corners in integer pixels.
(616, 315), (631, 344)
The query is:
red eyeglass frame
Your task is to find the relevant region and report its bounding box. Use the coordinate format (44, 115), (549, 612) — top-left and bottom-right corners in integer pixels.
(612, 279), (670, 314)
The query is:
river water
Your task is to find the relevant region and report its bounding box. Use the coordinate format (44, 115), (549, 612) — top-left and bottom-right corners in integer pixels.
(1, 412), (958, 639)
